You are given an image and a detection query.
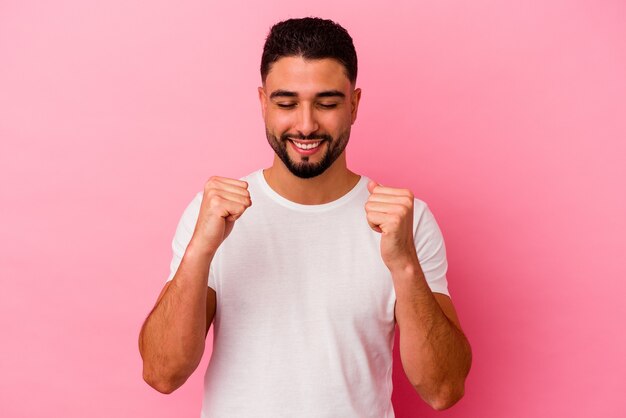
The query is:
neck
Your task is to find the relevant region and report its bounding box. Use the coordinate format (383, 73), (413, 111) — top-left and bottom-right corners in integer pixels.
(263, 153), (360, 205)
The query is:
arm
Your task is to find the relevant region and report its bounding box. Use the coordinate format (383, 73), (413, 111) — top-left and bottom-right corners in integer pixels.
(138, 176), (251, 394)
(138, 243), (217, 394)
(365, 180), (472, 410)
(392, 258), (472, 410)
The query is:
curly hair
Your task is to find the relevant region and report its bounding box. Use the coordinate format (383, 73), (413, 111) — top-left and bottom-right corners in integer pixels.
(260, 17), (358, 85)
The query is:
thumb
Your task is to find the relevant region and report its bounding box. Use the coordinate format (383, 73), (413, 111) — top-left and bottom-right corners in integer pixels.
(367, 180), (379, 194)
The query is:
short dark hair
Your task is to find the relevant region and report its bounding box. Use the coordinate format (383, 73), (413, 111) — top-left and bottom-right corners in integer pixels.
(260, 17), (358, 85)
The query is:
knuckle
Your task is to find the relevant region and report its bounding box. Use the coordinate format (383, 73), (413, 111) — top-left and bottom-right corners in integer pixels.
(209, 194), (224, 206)
(206, 188), (218, 199)
(204, 178), (216, 190)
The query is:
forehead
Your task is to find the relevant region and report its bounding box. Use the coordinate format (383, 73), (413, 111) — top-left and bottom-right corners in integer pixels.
(265, 56), (351, 95)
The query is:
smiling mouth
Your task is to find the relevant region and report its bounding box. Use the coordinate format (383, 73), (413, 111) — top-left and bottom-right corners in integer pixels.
(289, 139), (323, 150)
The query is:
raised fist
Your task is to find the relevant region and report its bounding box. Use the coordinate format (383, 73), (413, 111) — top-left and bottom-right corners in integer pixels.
(192, 176), (252, 252)
(365, 180), (417, 272)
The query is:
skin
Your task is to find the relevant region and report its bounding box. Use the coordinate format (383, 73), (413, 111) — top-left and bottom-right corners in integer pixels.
(258, 56), (362, 203)
(139, 56), (472, 409)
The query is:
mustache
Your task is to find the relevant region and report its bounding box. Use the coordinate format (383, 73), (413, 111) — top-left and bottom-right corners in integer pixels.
(281, 133), (333, 142)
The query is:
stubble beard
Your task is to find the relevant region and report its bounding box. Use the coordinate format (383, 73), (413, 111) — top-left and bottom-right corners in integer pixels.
(265, 128), (351, 179)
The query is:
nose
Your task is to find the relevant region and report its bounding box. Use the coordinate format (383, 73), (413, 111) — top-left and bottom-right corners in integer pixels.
(294, 104), (319, 137)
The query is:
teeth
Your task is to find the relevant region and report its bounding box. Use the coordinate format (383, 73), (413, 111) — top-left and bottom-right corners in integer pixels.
(292, 141), (321, 150)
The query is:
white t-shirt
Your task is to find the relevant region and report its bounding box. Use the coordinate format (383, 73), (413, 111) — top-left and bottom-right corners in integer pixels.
(167, 169), (450, 418)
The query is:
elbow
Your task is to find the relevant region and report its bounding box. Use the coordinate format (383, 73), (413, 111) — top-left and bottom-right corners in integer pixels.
(419, 380), (466, 411)
(428, 341), (472, 410)
(142, 368), (185, 395)
(139, 341), (203, 395)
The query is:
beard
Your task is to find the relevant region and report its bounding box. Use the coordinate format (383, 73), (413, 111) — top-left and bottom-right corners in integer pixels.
(264, 128), (351, 179)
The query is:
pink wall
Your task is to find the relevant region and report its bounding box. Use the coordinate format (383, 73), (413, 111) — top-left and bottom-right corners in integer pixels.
(1, 1), (625, 417)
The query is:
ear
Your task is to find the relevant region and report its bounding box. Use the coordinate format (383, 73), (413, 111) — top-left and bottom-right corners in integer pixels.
(258, 86), (268, 120)
(350, 87), (362, 124)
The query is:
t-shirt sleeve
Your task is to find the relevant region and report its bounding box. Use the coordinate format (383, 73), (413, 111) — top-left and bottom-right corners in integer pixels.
(166, 192), (217, 290)
(413, 201), (450, 297)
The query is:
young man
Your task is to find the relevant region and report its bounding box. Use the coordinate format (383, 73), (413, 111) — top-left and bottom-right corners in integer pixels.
(139, 17), (472, 417)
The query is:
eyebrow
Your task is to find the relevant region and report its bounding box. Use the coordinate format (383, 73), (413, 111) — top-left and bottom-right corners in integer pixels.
(269, 89), (346, 99)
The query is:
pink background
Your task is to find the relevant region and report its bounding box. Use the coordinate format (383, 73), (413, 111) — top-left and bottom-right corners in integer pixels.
(1, 0), (625, 417)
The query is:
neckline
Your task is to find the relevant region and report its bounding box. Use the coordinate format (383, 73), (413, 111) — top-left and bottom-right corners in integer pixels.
(254, 169), (367, 212)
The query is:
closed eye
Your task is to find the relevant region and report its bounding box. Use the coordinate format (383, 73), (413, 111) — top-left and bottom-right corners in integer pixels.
(274, 102), (338, 109)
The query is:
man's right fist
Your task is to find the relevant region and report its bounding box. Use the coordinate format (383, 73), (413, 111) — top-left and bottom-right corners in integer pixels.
(192, 176), (251, 252)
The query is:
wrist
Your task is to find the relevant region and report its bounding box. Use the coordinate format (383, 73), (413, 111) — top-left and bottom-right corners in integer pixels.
(186, 236), (218, 259)
(390, 258), (432, 305)
(387, 252), (421, 276)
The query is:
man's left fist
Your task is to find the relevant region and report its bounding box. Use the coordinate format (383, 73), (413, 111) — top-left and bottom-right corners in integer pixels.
(365, 180), (418, 272)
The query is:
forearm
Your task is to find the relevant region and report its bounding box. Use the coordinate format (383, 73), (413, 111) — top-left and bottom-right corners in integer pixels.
(139, 240), (215, 393)
(392, 259), (472, 410)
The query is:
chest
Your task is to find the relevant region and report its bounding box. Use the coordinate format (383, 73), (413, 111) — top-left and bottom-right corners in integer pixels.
(212, 206), (396, 328)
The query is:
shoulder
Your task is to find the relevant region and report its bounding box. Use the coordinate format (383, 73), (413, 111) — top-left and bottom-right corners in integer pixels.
(174, 191), (203, 234)
(411, 197), (446, 243)
(412, 196), (429, 215)
(411, 196), (435, 226)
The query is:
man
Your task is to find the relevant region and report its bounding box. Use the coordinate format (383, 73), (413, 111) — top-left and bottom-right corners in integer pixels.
(139, 17), (472, 417)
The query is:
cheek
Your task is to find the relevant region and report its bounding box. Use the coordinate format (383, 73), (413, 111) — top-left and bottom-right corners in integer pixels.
(320, 112), (351, 132)
(266, 111), (293, 130)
